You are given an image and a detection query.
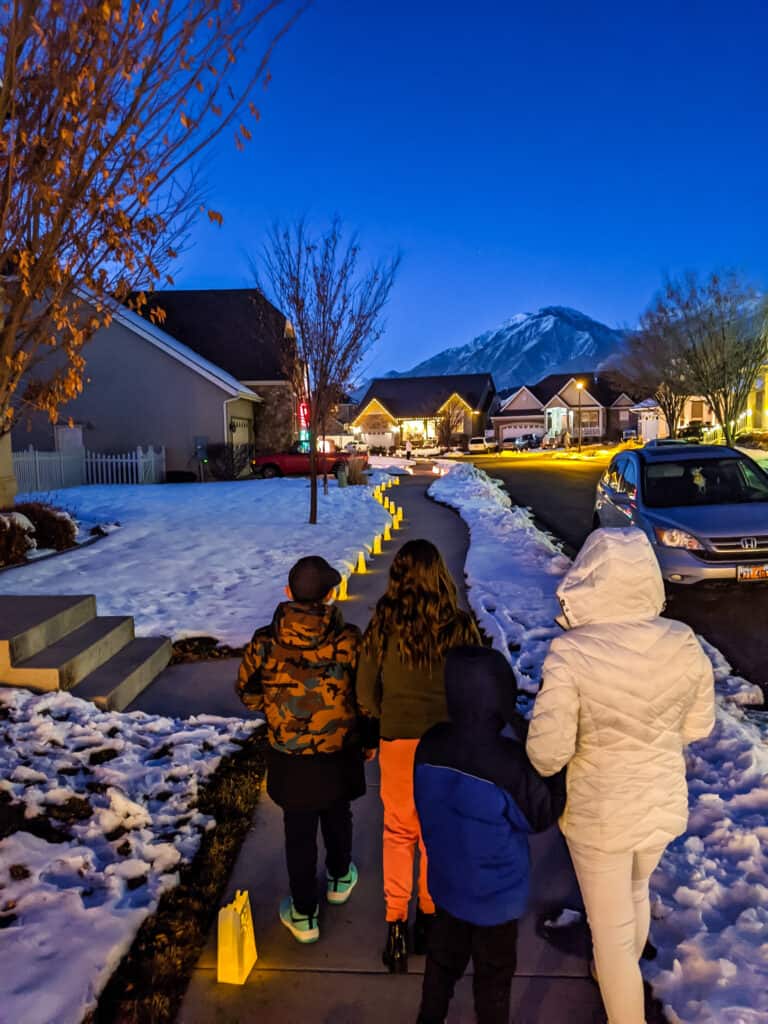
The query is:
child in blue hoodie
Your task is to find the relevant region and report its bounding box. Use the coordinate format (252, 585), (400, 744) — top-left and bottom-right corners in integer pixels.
(414, 645), (566, 1024)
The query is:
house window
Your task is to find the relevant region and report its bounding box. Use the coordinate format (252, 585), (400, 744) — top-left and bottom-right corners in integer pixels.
(401, 418), (428, 440)
(576, 409), (600, 432)
(690, 400), (704, 422)
(619, 410), (629, 422)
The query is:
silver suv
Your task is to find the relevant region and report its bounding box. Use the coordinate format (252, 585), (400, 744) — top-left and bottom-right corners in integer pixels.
(594, 444), (768, 583)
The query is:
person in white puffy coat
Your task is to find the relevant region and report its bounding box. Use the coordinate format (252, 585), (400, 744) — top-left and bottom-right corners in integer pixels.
(526, 528), (715, 1024)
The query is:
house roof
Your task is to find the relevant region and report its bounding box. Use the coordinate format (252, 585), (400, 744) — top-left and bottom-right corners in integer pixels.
(631, 397), (661, 413)
(111, 301), (260, 401)
(354, 373), (496, 421)
(503, 372), (631, 410)
(493, 407), (545, 419)
(128, 288), (288, 382)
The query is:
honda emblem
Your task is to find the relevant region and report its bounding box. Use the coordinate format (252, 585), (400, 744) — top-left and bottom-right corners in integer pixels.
(740, 537), (758, 550)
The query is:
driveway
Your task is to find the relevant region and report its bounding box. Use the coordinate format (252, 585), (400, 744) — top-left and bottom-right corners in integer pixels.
(469, 453), (768, 694)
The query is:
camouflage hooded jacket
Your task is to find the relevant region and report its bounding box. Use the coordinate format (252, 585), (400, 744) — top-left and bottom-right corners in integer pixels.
(237, 601), (363, 755)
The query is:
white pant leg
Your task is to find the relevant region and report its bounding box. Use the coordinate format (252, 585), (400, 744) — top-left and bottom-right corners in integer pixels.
(631, 847), (665, 960)
(567, 841), (650, 1024)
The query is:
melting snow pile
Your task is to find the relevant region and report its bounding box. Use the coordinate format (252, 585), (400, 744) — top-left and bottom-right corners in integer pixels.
(0, 687), (260, 1024)
(431, 462), (768, 1024)
(430, 462), (569, 693)
(0, 477), (391, 645)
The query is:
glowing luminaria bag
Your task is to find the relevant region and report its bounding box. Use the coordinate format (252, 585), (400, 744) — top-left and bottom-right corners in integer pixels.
(217, 889), (257, 984)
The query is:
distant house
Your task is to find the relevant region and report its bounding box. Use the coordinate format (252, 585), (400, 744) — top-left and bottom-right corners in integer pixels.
(352, 374), (496, 448)
(492, 373), (636, 444)
(632, 396), (717, 442)
(12, 288), (296, 474)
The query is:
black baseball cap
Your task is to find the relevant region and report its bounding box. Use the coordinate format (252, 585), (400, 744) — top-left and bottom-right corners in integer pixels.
(288, 556), (342, 603)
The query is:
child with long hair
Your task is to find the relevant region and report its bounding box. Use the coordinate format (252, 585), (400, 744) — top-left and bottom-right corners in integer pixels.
(357, 538), (480, 973)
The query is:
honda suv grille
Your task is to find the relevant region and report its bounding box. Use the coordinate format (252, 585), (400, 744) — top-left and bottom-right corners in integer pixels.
(696, 535), (768, 562)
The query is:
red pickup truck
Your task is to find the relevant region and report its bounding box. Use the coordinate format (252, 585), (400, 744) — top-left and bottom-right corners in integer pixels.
(252, 448), (369, 478)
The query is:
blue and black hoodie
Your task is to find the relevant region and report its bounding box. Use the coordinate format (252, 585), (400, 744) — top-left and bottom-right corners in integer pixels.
(414, 646), (566, 927)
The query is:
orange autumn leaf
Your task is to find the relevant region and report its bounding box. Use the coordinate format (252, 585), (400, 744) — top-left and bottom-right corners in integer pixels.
(0, 0), (305, 442)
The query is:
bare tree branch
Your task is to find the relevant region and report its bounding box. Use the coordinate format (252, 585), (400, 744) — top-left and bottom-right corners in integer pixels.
(255, 217), (400, 523)
(437, 398), (466, 447)
(606, 303), (691, 438)
(661, 272), (767, 446)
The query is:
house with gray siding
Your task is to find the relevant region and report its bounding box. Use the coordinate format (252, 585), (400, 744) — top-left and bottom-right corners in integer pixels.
(134, 288), (296, 455)
(12, 289), (295, 474)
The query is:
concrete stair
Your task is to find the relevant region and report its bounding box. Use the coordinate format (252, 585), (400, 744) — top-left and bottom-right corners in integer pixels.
(0, 595), (171, 711)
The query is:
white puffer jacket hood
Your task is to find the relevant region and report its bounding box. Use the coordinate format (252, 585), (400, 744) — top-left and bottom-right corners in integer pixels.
(556, 528), (665, 629)
(527, 527), (715, 853)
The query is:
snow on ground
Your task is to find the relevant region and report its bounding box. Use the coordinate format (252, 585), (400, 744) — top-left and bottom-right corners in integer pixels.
(737, 445), (768, 468)
(0, 478), (392, 645)
(429, 462), (569, 694)
(0, 686), (260, 1024)
(367, 454), (455, 473)
(430, 462), (768, 1024)
(367, 455), (416, 474)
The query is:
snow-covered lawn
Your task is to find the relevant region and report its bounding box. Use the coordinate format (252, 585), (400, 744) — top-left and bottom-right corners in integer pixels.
(0, 687), (260, 1024)
(0, 477), (395, 1022)
(431, 462), (768, 1024)
(0, 478), (391, 645)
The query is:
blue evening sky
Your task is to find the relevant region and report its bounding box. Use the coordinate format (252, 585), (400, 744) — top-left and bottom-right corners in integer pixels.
(177, 0), (768, 376)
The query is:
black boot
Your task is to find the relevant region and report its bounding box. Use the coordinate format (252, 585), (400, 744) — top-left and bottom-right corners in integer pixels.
(382, 920), (408, 973)
(413, 908), (436, 955)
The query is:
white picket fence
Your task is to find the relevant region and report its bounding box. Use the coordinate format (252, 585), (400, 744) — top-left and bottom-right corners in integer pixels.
(13, 446), (166, 492)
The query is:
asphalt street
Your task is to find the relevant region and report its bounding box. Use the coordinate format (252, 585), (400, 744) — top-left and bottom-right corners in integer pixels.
(471, 453), (768, 694)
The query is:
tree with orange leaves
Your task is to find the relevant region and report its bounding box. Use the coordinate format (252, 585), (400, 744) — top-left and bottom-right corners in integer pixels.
(0, 0), (305, 502)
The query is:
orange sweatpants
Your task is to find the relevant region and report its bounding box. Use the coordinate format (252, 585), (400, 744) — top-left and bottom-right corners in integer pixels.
(379, 738), (435, 922)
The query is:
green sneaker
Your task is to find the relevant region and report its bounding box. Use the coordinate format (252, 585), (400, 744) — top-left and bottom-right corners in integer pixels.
(279, 898), (319, 943)
(326, 862), (358, 905)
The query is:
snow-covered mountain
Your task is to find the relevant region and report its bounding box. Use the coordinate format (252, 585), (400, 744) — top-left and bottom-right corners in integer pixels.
(404, 306), (627, 391)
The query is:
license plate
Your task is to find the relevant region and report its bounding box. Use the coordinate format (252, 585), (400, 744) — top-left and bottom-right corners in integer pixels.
(737, 564), (768, 581)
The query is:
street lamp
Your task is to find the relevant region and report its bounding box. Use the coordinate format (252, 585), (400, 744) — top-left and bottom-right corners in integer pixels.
(576, 381), (584, 452)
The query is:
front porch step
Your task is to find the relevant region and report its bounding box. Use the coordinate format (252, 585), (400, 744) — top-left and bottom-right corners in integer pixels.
(0, 596), (172, 710)
(0, 595), (97, 665)
(7, 616), (135, 692)
(72, 637), (172, 711)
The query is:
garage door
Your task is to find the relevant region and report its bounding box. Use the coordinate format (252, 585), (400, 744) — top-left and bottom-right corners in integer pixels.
(502, 423), (542, 440)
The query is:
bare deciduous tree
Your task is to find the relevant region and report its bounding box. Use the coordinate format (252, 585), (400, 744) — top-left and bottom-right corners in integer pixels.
(0, 0), (305, 501)
(661, 272), (768, 446)
(437, 396), (466, 448)
(256, 218), (399, 523)
(608, 305), (691, 438)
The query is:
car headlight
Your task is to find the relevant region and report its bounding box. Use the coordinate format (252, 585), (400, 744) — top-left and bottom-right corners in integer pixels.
(653, 527), (704, 551)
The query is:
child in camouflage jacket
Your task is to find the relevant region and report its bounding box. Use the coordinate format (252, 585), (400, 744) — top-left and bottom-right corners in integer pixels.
(237, 556), (374, 944)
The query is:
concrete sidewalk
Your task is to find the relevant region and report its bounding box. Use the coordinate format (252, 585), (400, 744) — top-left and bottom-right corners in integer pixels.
(129, 469), (605, 1023)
